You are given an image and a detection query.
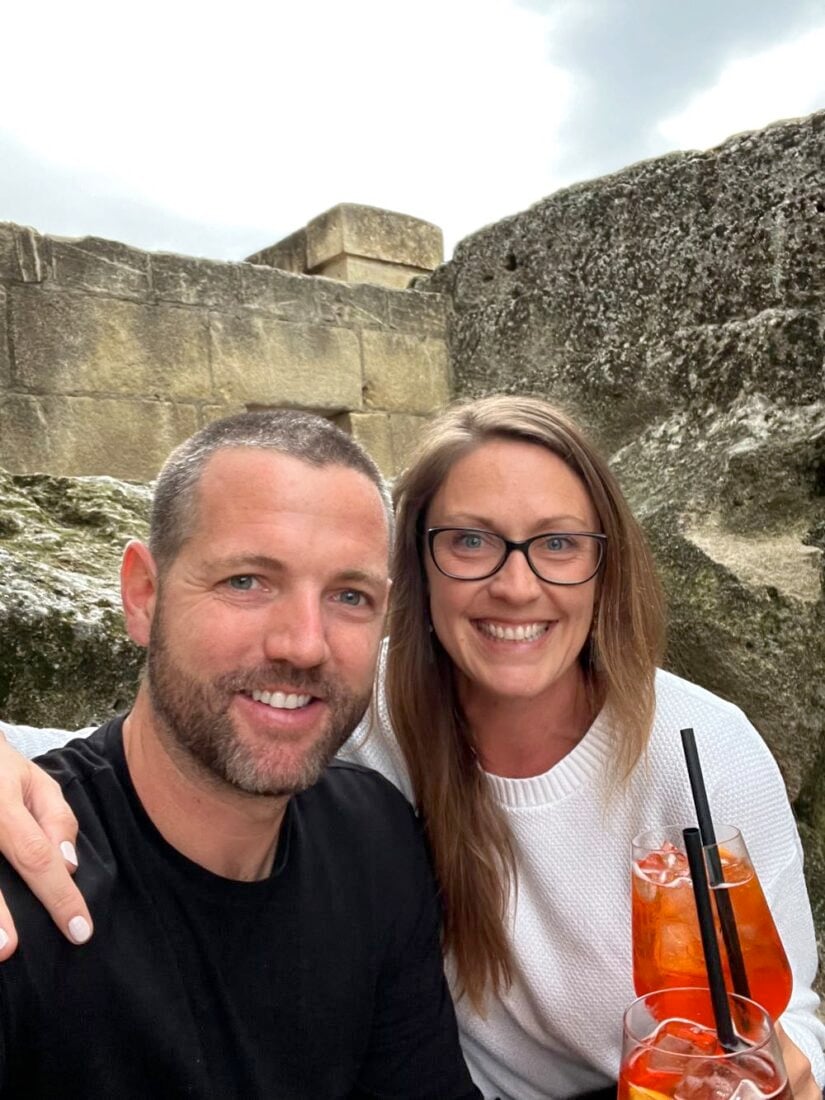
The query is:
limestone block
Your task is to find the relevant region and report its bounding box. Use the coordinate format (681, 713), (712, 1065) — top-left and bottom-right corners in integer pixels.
(237, 265), (327, 323)
(389, 413), (431, 473)
(11, 288), (211, 399)
(387, 288), (448, 336)
(362, 331), (450, 413)
(152, 253), (241, 307)
(0, 394), (199, 479)
(316, 255), (426, 291)
(50, 236), (150, 300)
(209, 313), (363, 411)
(306, 204), (443, 272)
(0, 223), (49, 283)
(245, 228), (308, 274)
(311, 279), (390, 329)
(335, 412), (393, 476)
(199, 403), (247, 427)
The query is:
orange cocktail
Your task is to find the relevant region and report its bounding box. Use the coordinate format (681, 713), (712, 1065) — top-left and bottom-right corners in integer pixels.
(631, 826), (792, 1020)
(620, 989), (791, 1100)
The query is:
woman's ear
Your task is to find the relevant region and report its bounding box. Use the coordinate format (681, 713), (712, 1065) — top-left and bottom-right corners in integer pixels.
(120, 540), (159, 647)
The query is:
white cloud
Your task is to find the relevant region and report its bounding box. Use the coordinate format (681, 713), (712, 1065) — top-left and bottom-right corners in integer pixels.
(656, 25), (825, 152)
(0, 0), (573, 254)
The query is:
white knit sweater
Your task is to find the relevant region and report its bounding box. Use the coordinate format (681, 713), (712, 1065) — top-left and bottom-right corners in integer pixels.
(4, 663), (824, 1098)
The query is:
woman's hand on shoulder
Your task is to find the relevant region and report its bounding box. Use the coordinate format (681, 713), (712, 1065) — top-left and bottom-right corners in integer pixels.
(0, 730), (91, 955)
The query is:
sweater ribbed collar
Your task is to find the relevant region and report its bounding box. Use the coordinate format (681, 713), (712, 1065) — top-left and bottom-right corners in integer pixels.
(482, 712), (614, 807)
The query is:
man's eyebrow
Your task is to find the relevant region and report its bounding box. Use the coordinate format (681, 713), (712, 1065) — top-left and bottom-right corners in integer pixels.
(206, 554), (286, 572)
(333, 569), (386, 589)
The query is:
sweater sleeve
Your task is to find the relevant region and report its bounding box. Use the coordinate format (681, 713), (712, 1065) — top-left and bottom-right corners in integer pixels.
(0, 721), (84, 759)
(701, 707), (825, 1082)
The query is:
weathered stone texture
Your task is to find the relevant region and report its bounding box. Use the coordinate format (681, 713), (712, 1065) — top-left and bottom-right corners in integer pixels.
(50, 236), (150, 300)
(336, 412), (394, 475)
(152, 253), (241, 307)
(0, 223), (49, 284)
(319, 255), (424, 291)
(11, 288), (211, 399)
(209, 313), (363, 410)
(423, 109), (825, 956)
(0, 470), (149, 728)
(362, 331), (450, 413)
(306, 204), (443, 272)
(0, 288), (10, 390)
(246, 228), (308, 275)
(388, 412), (432, 471)
(0, 395), (199, 479)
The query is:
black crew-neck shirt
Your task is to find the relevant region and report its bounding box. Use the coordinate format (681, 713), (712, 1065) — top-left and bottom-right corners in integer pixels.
(0, 718), (479, 1099)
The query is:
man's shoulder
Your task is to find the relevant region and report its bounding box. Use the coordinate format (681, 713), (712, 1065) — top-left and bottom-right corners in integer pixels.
(296, 759), (425, 864)
(312, 758), (418, 822)
(33, 717), (123, 793)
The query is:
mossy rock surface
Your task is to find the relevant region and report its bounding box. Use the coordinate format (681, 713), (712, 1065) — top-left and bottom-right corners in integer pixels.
(0, 470), (150, 727)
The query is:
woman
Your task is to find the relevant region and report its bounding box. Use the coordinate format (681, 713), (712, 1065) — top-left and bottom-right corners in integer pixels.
(1, 395), (823, 1096)
(340, 395), (825, 1096)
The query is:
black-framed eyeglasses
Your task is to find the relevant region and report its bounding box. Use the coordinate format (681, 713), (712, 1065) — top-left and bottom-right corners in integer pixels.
(427, 527), (607, 586)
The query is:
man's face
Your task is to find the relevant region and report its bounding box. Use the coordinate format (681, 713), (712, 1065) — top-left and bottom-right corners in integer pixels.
(144, 448), (390, 797)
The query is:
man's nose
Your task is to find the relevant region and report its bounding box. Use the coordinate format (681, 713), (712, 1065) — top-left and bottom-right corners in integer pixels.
(262, 593), (331, 669)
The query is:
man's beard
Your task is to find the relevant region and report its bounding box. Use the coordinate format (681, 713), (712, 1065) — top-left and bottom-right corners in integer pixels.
(146, 604), (371, 798)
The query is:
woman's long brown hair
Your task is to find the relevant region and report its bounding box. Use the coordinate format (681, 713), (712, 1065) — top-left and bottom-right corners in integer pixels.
(386, 395), (665, 1012)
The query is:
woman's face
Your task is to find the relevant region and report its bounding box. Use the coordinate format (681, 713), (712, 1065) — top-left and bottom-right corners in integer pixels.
(424, 438), (600, 709)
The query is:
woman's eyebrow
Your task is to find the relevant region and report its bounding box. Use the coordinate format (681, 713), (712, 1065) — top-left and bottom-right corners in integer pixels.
(435, 513), (593, 529)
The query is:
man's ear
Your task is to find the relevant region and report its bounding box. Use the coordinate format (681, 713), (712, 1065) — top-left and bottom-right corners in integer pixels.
(121, 540), (159, 647)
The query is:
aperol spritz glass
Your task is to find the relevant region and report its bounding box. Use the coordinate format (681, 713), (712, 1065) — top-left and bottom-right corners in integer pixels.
(620, 988), (790, 1100)
(631, 826), (792, 1020)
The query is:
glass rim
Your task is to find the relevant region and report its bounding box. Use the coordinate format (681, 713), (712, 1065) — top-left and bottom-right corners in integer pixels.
(623, 987), (775, 1058)
(632, 823), (742, 853)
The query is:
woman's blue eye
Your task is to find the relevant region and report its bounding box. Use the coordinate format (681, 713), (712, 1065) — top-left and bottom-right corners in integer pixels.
(457, 532), (484, 550)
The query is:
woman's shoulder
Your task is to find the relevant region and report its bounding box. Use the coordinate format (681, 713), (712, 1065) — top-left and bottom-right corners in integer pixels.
(336, 639), (415, 804)
(651, 669), (757, 747)
(646, 664), (787, 805)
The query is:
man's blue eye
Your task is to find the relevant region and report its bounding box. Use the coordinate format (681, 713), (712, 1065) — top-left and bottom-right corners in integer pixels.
(338, 590), (365, 606)
(228, 576), (256, 590)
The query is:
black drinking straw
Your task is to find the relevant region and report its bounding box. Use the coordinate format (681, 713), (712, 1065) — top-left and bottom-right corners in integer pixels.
(683, 826), (739, 1052)
(680, 727), (751, 1000)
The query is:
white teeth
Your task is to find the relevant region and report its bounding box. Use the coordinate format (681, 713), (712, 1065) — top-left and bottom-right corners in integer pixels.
(478, 621), (549, 642)
(251, 690), (312, 710)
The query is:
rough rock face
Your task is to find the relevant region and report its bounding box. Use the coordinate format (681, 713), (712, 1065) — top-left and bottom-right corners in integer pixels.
(424, 112), (825, 949)
(0, 471), (149, 728)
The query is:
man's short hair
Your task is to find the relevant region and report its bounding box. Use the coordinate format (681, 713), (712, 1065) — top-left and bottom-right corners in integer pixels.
(149, 409), (393, 572)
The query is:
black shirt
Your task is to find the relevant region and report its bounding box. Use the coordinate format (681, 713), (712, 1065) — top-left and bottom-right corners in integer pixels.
(0, 718), (479, 1099)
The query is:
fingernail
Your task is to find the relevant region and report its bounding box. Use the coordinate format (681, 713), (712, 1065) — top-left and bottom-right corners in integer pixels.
(60, 841), (78, 868)
(0, 929), (8, 950)
(68, 916), (91, 944)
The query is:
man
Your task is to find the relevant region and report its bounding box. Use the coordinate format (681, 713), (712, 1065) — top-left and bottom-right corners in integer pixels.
(0, 410), (479, 1099)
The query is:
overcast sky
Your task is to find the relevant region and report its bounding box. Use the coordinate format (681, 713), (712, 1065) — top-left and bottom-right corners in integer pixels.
(2, 0), (824, 263)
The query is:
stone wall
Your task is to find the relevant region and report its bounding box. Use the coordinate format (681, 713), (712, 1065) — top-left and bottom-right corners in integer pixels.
(423, 110), (825, 943)
(0, 205), (449, 481)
